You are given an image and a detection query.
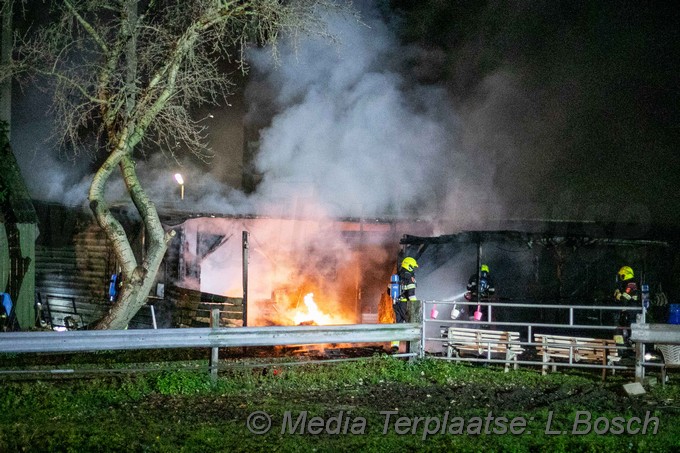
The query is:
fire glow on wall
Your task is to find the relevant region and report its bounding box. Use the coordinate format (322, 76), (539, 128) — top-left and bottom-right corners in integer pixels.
(172, 216), (406, 327)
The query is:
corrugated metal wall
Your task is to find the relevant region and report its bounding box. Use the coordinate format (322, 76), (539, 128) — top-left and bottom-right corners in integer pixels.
(33, 202), (173, 329)
(34, 204), (112, 328)
(34, 202), (151, 329)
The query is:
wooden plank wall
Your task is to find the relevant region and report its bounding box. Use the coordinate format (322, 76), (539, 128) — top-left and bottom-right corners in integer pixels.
(168, 285), (243, 328)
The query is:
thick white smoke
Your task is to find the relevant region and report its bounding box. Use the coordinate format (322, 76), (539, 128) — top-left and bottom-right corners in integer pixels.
(245, 3), (460, 220)
(12, 1), (505, 229)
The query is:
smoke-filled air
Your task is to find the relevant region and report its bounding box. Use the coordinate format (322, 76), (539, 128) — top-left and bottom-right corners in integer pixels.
(13, 2), (478, 225)
(244, 3), (460, 222)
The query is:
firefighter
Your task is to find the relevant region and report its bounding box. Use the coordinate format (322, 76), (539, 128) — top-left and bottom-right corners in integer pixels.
(390, 257), (418, 350)
(394, 256), (418, 323)
(613, 265), (638, 349)
(464, 264), (495, 322)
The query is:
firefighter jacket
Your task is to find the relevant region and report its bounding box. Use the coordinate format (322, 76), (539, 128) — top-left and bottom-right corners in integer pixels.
(398, 268), (417, 302)
(467, 271), (495, 299)
(614, 278), (639, 306)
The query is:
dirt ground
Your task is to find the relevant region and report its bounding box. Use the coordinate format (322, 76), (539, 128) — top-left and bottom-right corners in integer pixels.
(141, 376), (672, 420)
(2, 351), (678, 451)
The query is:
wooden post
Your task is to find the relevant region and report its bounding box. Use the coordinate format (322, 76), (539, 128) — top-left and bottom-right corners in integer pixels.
(210, 308), (219, 382)
(242, 231), (249, 327)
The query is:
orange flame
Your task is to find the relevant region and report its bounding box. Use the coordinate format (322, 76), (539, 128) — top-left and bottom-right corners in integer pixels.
(292, 293), (350, 326)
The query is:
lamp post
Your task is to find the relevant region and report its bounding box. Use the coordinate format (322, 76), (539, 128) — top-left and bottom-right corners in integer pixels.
(174, 173), (184, 200)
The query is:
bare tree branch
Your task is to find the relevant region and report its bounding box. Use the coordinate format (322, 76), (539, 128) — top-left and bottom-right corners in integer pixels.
(64, 0), (109, 54)
(9, 0), (358, 329)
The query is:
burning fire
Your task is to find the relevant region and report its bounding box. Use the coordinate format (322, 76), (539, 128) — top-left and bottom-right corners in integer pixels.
(291, 293), (350, 326)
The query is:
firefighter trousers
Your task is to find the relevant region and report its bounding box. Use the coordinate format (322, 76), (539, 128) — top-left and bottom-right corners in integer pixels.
(393, 300), (408, 323)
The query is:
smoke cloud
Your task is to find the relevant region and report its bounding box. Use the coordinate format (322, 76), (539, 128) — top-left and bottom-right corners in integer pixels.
(245, 3), (460, 221)
(243, 2), (572, 231)
(11, 1), (537, 231)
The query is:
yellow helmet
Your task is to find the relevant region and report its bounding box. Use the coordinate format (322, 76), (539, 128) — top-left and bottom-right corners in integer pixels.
(401, 257), (418, 272)
(618, 266), (634, 281)
(480, 264), (489, 273)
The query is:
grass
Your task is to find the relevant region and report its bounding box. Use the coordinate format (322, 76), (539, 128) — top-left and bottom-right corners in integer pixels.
(1, 355), (678, 452)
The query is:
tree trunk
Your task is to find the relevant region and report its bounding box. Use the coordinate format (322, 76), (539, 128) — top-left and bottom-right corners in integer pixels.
(89, 135), (176, 329)
(91, 205), (176, 330)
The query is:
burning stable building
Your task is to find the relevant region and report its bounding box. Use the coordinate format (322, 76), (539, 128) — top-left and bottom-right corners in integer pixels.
(25, 196), (434, 330)
(161, 212), (433, 327)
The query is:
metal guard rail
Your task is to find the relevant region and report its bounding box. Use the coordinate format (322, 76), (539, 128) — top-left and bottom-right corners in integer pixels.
(0, 323), (421, 354)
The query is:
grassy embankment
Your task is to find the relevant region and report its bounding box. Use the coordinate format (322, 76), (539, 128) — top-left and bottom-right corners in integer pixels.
(1, 354), (678, 452)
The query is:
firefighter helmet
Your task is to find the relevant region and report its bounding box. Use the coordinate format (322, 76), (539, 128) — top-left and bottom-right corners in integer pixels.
(618, 266), (634, 281)
(401, 257), (418, 272)
(481, 264), (489, 273)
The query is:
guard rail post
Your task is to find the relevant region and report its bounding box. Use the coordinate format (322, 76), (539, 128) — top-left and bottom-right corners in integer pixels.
(410, 300), (423, 361)
(210, 308), (220, 382)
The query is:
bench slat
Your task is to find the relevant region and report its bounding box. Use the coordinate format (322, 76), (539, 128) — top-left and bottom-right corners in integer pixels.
(534, 334), (619, 380)
(446, 328), (524, 372)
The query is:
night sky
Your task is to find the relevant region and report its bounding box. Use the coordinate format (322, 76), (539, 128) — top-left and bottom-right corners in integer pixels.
(389, 1), (680, 228)
(9, 1), (680, 232)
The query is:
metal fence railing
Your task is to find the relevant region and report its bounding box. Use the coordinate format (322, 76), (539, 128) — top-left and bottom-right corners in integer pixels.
(630, 322), (680, 382)
(421, 299), (643, 378)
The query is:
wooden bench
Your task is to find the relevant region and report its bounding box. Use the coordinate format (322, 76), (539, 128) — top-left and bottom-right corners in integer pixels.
(446, 327), (524, 372)
(534, 334), (620, 380)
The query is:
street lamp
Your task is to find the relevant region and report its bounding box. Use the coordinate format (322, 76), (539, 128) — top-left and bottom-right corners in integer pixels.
(174, 173), (184, 200)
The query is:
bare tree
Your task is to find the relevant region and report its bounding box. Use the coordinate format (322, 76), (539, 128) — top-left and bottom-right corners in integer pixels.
(3, 0), (353, 329)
